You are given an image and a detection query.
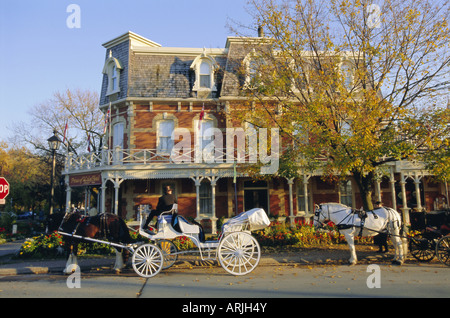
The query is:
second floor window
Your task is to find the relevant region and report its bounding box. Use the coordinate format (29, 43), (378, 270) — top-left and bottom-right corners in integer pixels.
(113, 122), (124, 149)
(199, 120), (214, 150)
(158, 120), (174, 153)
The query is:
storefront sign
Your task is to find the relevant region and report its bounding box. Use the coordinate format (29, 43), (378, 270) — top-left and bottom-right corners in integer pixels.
(69, 173), (102, 187)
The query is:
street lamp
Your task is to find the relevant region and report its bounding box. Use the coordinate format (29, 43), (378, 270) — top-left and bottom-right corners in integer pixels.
(47, 130), (61, 215)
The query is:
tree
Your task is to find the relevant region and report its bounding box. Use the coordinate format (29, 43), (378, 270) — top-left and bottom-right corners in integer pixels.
(231, 0), (450, 210)
(0, 142), (57, 212)
(10, 88), (103, 156)
(7, 89), (104, 213)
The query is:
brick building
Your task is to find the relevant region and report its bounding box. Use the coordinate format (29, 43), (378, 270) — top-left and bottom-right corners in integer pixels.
(63, 31), (449, 233)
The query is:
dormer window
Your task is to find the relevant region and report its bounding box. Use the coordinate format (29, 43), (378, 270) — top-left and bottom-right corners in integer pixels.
(191, 51), (218, 92)
(102, 50), (123, 96)
(200, 62), (211, 88)
(243, 50), (264, 90)
(340, 61), (354, 90)
(111, 65), (119, 91)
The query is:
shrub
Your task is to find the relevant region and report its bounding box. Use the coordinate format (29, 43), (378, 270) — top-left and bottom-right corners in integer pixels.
(254, 222), (371, 248)
(173, 236), (196, 250)
(18, 232), (65, 259)
(16, 231), (120, 259)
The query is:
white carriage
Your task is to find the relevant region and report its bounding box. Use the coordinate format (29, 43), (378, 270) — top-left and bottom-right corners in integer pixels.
(132, 204), (270, 278)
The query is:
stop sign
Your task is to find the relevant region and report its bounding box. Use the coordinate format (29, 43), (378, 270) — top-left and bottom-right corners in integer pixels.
(0, 177), (10, 201)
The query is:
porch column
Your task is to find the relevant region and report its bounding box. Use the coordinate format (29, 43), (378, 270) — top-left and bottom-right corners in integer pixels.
(210, 176), (219, 235)
(389, 170), (397, 210)
(190, 175), (203, 220)
(287, 178), (294, 225)
(375, 178), (382, 203)
(400, 172), (411, 225)
(113, 177), (124, 215)
(65, 175), (72, 213)
(303, 175), (310, 216)
(413, 172), (423, 210)
(100, 176), (107, 213)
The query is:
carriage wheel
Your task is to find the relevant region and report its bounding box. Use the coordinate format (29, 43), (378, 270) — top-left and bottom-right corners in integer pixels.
(218, 232), (261, 276)
(156, 239), (178, 269)
(132, 244), (164, 278)
(409, 236), (435, 262)
(436, 236), (450, 267)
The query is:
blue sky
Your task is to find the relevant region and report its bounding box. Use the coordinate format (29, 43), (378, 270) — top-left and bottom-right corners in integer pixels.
(0, 0), (253, 143)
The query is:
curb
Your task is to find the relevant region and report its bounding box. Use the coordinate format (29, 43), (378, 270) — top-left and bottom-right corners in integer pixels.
(0, 255), (297, 276)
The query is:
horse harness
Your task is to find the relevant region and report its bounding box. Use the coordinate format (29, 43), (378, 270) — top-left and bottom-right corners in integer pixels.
(315, 205), (383, 237)
(64, 212), (112, 240)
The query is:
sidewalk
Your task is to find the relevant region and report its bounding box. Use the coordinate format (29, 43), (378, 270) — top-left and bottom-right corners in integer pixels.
(0, 240), (396, 276)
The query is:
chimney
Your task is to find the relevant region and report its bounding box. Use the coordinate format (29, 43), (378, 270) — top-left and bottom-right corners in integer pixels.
(258, 25), (264, 37)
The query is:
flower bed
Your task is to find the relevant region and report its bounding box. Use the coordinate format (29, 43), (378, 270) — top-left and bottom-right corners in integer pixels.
(18, 232), (66, 259)
(253, 222), (373, 248)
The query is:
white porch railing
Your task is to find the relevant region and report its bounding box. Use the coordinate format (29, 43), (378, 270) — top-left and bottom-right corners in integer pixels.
(64, 146), (264, 172)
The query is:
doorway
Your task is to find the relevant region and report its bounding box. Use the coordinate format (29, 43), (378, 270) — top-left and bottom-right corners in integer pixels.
(244, 180), (269, 213)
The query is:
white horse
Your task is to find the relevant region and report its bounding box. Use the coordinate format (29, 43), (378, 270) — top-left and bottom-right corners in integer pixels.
(313, 203), (408, 265)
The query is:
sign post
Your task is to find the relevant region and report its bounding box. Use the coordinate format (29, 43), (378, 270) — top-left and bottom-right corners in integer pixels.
(0, 177), (10, 205)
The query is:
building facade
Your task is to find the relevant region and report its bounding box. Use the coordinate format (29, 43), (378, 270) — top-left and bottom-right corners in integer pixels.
(63, 32), (449, 233)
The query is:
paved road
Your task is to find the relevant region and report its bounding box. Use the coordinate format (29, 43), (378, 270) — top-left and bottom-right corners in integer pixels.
(1, 262), (448, 298)
(1, 239), (448, 299)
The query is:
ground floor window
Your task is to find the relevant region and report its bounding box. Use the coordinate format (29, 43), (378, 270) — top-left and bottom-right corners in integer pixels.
(199, 180), (212, 216)
(297, 180), (308, 212)
(340, 180), (353, 207)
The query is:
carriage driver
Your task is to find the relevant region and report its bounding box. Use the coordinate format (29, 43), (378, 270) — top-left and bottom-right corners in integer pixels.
(142, 185), (177, 235)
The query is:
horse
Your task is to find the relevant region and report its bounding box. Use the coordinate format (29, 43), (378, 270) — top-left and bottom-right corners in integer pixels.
(313, 203), (408, 265)
(45, 212), (133, 274)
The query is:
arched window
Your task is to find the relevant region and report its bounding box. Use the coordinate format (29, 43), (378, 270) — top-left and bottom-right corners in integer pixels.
(200, 62), (211, 88)
(102, 50), (123, 96)
(243, 50), (265, 89)
(157, 119), (175, 154)
(111, 65), (119, 91)
(340, 62), (353, 89)
(113, 122), (124, 149)
(190, 52), (218, 92)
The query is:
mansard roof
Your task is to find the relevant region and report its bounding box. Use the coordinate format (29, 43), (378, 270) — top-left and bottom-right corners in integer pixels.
(99, 32), (260, 106)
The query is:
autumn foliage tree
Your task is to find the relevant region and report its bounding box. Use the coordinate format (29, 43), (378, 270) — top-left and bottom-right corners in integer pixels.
(231, 0), (450, 210)
(0, 142), (60, 212)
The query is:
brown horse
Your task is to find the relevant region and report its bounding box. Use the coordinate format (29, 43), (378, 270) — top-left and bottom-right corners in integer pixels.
(46, 212), (132, 274)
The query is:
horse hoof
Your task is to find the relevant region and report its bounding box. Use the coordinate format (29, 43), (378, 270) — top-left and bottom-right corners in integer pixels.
(391, 260), (402, 266)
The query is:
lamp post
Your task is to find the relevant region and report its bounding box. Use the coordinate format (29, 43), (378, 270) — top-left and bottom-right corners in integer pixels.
(48, 130), (61, 215)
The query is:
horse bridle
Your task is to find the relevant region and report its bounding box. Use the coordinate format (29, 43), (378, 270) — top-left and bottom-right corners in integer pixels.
(314, 204), (330, 229)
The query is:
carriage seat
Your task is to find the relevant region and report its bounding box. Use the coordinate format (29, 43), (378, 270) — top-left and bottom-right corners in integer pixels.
(175, 216), (200, 234)
(172, 215), (205, 242)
